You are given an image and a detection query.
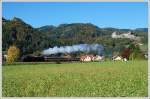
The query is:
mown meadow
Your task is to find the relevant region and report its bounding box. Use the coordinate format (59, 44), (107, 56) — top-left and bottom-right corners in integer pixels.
(2, 60), (148, 97)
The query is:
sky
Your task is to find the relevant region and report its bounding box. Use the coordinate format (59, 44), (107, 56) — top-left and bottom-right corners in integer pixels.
(2, 2), (148, 29)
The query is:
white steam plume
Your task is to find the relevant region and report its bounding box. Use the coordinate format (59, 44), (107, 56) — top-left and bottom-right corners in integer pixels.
(42, 44), (104, 55)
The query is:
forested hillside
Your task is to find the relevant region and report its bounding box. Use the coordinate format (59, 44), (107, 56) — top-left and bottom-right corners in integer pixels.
(2, 17), (148, 56)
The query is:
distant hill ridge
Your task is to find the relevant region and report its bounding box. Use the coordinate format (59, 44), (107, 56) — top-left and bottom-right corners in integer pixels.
(2, 17), (148, 56)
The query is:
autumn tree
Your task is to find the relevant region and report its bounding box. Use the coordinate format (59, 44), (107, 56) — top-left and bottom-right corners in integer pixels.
(6, 45), (20, 64)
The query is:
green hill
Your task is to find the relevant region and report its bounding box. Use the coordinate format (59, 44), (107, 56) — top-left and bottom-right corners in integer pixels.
(2, 17), (148, 57)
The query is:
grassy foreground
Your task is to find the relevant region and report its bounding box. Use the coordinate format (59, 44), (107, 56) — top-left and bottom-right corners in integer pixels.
(2, 60), (148, 97)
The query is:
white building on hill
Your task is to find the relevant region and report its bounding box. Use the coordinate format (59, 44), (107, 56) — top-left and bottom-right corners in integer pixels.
(111, 31), (140, 41)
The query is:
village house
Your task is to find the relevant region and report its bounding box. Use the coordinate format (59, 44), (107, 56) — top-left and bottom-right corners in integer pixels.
(80, 55), (104, 62)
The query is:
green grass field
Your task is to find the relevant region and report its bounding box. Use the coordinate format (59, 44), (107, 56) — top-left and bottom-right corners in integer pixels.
(2, 60), (148, 97)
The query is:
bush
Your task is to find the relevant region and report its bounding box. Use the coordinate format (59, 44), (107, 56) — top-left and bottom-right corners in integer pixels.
(129, 44), (143, 60)
(6, 45), (20, 64)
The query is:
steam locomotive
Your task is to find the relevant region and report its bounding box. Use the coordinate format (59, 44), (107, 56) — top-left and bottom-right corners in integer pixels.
(21, 55), (80, 62)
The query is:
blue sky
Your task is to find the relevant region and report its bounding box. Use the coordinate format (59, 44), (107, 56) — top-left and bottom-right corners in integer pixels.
(2, 2), (148, 29)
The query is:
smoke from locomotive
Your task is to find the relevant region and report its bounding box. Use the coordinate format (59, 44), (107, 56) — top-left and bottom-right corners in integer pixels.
(42, 44), (104, 55)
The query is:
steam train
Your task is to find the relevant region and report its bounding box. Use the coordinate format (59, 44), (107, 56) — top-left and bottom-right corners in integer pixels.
(21, 47), (131, 62)
(21, 55), (80, 62)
